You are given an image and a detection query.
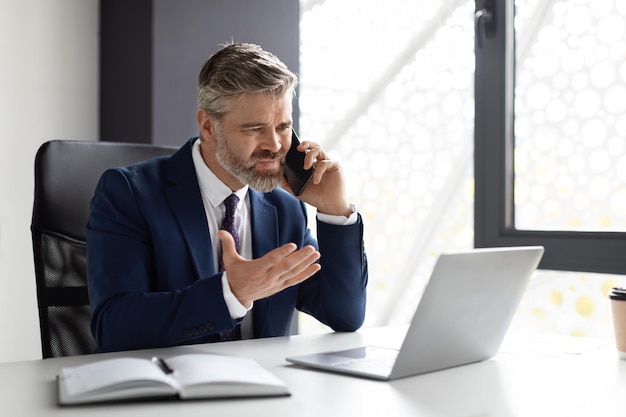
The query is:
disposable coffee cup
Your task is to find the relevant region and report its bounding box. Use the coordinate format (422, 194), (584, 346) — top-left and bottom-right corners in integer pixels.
(609, 287), (626, 359)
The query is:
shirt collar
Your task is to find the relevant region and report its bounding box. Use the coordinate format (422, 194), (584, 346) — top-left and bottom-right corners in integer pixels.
(191, 138), (249, 209)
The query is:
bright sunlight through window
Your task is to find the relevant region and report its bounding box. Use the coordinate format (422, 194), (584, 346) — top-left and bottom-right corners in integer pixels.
(298, 0), (626, 339)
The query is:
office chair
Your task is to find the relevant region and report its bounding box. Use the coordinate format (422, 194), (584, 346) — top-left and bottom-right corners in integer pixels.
(31, 140), (176, 358)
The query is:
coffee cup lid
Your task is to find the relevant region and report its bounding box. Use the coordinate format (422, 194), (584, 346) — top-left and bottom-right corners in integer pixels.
(610, 287), (626, 300)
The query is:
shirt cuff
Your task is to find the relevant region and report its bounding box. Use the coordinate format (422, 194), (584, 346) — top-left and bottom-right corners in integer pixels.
(221, 273), (252, 319)
(316, 203), (358, 226)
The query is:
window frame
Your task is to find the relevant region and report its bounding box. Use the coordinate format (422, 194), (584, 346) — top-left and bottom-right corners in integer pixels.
(473, 0), (626, 275)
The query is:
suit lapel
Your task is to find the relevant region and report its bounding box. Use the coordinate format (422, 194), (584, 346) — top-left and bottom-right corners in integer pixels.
(249, 190), (279, 258)
(248, 190), (279, 335)
(163, 139), (217, 279)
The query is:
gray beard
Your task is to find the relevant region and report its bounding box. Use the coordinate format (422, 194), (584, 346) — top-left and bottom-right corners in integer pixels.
(214, 130), (285, 193)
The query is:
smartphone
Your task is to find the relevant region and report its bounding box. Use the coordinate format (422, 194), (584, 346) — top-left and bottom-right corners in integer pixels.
(283, 129), (314, 195)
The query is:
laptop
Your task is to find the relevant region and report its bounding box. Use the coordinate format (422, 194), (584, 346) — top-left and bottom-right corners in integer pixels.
(286, 246), (544, 380)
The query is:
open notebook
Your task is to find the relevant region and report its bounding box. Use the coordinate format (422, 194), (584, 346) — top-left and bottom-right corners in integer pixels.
(287, 246), (544, 380)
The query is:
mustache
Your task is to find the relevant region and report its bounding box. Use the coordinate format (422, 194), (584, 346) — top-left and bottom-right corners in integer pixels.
(249, 149), (286, 162)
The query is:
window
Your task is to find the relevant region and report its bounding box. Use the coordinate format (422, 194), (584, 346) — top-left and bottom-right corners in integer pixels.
(300, 0), (626, 337)
(475, 0), (626, 274)
(515, 0), (626, 234)
(475, 0), (626, 336)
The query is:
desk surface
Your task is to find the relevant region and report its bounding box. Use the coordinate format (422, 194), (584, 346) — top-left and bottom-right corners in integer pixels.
(2, 326), (625, 416)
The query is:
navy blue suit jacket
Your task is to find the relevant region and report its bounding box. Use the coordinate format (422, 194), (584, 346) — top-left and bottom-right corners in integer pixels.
(87, 138), (368, 352)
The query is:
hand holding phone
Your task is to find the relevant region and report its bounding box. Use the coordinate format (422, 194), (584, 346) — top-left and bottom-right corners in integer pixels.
(283, 129), (314, 196)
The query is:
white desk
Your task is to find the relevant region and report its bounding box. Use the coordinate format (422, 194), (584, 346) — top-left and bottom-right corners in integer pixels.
(1, 326), (625, 416)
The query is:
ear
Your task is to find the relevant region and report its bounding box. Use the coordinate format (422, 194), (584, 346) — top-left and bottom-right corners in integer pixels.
(197, 109), (217, 140)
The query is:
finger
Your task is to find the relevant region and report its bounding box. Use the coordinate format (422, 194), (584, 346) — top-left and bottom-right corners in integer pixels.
(218, 230), (242, 263)
(262, 241), (300, 264)
(304, 149), (324, 170)
(297, 140), (320, 152)
(282, 263), (322, 288)
(285, 251), (321, 279)
(309, 159), (335, 185)
(271, 246), (321, 278)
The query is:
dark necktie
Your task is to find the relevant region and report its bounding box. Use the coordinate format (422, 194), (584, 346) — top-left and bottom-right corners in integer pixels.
(219, 194), (240, 271)
(219, 193), (241, 341)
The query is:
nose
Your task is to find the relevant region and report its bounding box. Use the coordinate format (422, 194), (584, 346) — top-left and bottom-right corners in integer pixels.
(258, 129), (282, 152)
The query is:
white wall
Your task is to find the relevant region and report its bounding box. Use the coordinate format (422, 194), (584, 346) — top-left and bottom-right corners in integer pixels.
(0, 0), (98, 363)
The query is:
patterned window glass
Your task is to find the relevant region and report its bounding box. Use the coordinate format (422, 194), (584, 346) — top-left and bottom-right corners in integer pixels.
(512, 0), (626, 337)
(298, 0), (626, 338)
(514, 0), (626, 231)
(298, 0), (475, 331)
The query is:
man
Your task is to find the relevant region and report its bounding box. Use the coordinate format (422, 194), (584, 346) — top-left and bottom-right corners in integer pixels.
(87, 43), (368, 353)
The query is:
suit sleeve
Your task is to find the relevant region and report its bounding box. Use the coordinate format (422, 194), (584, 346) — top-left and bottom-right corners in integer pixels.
(296, 215), (368, 332)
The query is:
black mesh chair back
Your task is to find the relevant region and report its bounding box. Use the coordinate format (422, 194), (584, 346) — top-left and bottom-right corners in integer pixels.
(31, 140), (176, 358)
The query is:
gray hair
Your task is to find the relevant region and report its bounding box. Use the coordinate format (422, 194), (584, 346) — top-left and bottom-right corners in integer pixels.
(198, 43), (298, 117)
